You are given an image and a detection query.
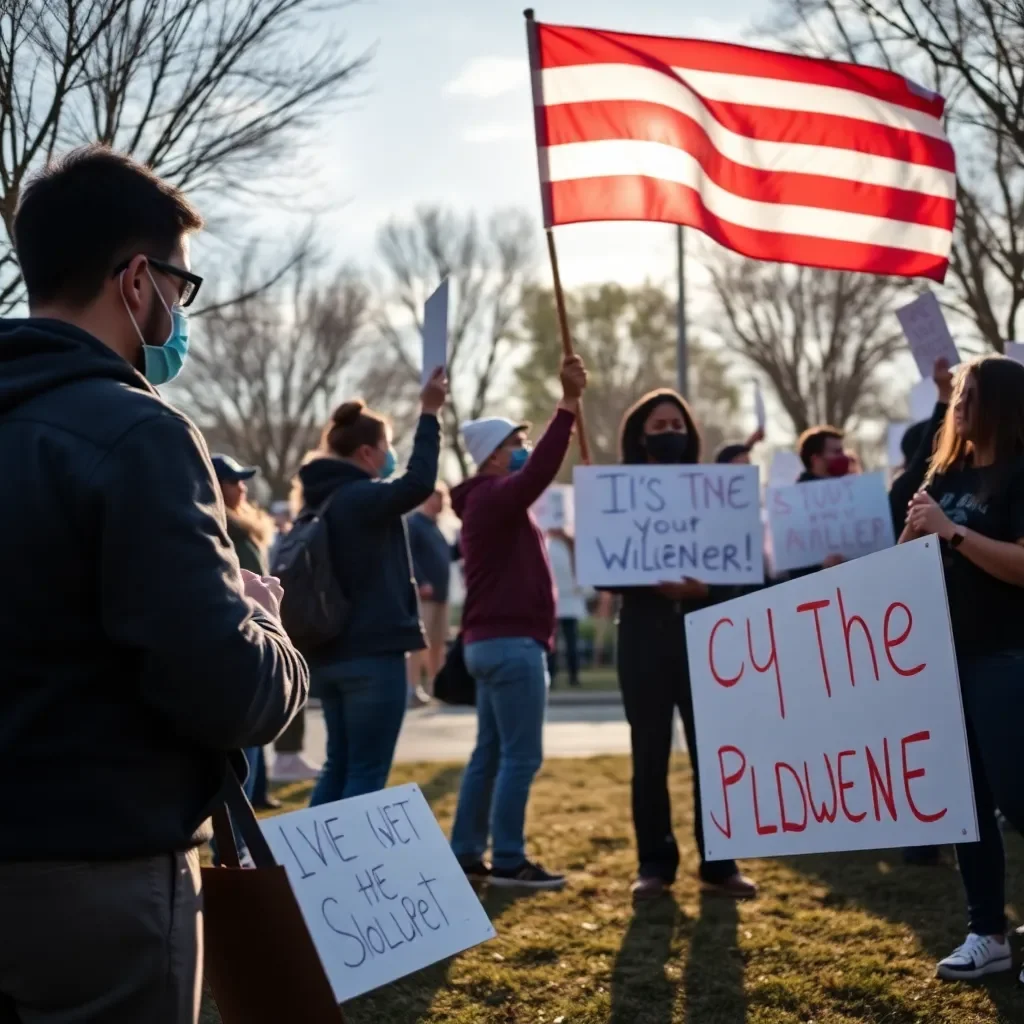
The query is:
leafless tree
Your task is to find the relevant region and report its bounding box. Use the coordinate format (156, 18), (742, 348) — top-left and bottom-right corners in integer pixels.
(373, 206), (536, 478)
(706, 251), (909, 434)
(0, 0), (368, 312)
(172, 243), (378, 498)
(770, 0), (1024, 349)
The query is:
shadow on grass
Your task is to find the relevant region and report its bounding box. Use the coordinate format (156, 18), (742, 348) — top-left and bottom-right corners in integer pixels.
(786, 833), (1024, 1022)
(683, 895), (746, 1024)
(610, 895), (688, 1024)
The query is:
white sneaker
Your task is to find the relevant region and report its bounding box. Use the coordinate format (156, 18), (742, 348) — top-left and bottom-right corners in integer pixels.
(271, 752), (321, 782)
(936, 933), (1012, 981)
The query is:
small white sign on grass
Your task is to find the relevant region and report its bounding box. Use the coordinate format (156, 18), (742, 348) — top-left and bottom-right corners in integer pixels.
(767, 472), (894, 573)
(573, 464), (764, 587)
(262, 783), (495, 1003)
(685, 538), (977, 860)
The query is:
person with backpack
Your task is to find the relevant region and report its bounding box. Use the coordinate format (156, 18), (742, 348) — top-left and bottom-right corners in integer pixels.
(283, 370), (446, 806)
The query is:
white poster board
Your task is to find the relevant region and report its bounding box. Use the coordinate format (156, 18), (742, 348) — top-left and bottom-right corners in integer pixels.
(908, 378), (938, 423)
(1005, 341), (1024, 365)
(532, 484), (574, 532)
(262, 783), (496, 1002)
(753, 382), (766, 433)
(768, 450), (803, 489)
(421, 279), (449, 386)
(573, 464), (764, 587)
(767, 471), (894, 573)
(685, 538), (976, 860)
(887, 423), (910, 469)
(896, 292), (960, 378)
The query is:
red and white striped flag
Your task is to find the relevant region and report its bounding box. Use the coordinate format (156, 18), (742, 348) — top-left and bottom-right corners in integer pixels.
(526, 20), (956, 281)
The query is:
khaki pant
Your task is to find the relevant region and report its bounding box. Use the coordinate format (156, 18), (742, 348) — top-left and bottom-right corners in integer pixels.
(408, 600), (450, 693)
(0, 850), (202, 1024)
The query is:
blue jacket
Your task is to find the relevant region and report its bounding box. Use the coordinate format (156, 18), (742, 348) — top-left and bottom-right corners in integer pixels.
(299, 413), (440, 662)
(0, 318), (308, 860)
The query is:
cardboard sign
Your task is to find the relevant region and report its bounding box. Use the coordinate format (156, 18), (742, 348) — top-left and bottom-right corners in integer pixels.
(887, 423), (910, 469)
(532, 484), (574, 532)
(753, 382), (766, 433)
(685, 538), (977, 860)
(421, 279), (449, 386)
(768, 450), (803, 489)
(767, 472), (895, 573)
(573, 464), (764, 587)
(896, 292), (960, 378)
(262, 784), (495, 1003)
(1005, 341), (1024, 365)
(908, 378), (938, 423)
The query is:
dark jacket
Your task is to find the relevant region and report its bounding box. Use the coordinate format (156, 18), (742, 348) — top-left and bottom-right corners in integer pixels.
(0, 318), (308, 861)
(227, 514), (268, 575)
(889, 402), (948, 537)
(300, 413), (440, 662)
(452, 408), (574, 650)
(407, 510), (454, 603)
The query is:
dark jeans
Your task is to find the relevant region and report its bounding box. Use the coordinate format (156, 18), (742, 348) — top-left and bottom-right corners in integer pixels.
(310, 655), (407, 807)
(274, 708), (306, 754)
(0, 851), (201, 1024)
(956, 651), (1024, 936)
(617, 602), (738, 885)
(548, 618), (580, 686)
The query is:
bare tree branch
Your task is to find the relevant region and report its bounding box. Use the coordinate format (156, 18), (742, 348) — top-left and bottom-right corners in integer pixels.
(0, 0), (368, 312)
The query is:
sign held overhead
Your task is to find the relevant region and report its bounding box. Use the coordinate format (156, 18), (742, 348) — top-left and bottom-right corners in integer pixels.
(421, 279), (449, 386)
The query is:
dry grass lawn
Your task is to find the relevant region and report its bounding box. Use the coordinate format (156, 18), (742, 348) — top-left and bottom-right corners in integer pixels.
(201, 756), (1024, 1023)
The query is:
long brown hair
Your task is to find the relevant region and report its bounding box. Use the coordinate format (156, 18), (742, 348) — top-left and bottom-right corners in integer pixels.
(926, 355), (1024, 490)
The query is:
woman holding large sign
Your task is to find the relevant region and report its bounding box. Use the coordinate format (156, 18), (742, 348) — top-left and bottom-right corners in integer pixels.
(902, 355), (1024, 983)
(613, 389), (758, 903)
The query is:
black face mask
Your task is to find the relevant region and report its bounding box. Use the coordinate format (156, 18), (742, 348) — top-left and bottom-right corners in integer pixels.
(644, 430), (690, 464)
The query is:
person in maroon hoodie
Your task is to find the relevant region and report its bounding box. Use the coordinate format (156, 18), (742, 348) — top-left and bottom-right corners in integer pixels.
(449, 354), (587, 891)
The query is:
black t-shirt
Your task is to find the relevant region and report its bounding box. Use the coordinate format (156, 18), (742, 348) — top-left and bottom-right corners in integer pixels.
(927, 459), (1024, 654)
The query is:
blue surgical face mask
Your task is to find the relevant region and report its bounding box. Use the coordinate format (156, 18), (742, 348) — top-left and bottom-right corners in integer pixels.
(508, 447), (530, 472)
(122, 268), (190, 386)
(379, 447), (397, 480)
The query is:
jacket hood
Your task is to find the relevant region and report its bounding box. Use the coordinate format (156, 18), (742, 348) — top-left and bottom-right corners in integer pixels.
(451, 474), (490, 518)
(0, 318), (149, 415)
(299, 455), (371, 508)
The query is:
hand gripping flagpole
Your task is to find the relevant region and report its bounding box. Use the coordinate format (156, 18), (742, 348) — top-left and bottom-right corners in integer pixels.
(525, 8), (592, 465)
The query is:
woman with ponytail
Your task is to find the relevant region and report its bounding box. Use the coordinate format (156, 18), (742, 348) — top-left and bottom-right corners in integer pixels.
(901, 356), (1024, 982)
(614, 389), (757, 903)
(300, 369), (447, 806)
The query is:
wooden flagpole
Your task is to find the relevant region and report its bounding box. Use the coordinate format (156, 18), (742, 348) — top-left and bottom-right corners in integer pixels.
(545, 228), (592, 465)
(525, 7), (591, 464)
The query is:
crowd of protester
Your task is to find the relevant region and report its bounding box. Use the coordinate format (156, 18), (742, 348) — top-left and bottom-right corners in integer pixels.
(3, 144), (1024, 1022)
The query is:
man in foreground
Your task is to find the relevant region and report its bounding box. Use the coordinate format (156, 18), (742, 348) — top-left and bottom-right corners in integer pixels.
(0, 146), (308, 1024)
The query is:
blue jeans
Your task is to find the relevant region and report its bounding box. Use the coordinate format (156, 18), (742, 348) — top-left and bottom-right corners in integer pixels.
(955, 652), (1024, 935)
(450, 637), (549, 870)
(309, 655), (407, 807)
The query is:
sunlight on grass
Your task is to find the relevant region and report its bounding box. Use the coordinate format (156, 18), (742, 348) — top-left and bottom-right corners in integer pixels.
(201, 756), (1024, 1024)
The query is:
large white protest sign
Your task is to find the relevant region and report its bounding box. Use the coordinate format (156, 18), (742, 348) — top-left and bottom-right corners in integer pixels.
(767, 471), (894, 573)
(908, 377), (938, 423)
(1005, 341), (1024, 365)
(573, 464), (763, 587)
(532, 484), (574, 532)
(887, 423), (910, 469)
(685, 538), (976, 860)
(896, 291), (960, 378)
(262, 783), (495, 1003)
(421, 279), (449, 386)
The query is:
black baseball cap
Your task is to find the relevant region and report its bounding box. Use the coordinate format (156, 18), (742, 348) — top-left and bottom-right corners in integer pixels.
(211, 454), (258, 483)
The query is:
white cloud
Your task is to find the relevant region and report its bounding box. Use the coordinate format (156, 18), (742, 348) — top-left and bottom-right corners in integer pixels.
(463, 122), (531, 143)
(444, 56), (529, 98)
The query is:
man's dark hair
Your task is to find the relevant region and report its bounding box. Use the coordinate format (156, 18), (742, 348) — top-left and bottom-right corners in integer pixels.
(14, 145), (203, 308)
(797, 425), (844, 469)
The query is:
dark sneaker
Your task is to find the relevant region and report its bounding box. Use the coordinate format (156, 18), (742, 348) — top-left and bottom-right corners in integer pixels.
(700, 872), (758, 900)
(631, 876), (669, 903)
(489, 860), (566, 891)
(460, 860), (491, 883)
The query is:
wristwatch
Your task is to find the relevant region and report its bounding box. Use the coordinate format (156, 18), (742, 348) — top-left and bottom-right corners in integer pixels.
(949, 526), (966, 549)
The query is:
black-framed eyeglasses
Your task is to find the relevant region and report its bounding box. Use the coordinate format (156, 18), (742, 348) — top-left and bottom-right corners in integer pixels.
(112, 256), (203, 307)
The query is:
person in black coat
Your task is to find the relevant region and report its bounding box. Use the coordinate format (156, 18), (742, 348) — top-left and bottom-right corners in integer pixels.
(302, 370), (447, 805)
